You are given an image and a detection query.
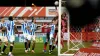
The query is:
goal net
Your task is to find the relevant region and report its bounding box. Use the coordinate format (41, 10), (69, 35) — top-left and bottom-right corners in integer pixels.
(61, 11), (100, 54)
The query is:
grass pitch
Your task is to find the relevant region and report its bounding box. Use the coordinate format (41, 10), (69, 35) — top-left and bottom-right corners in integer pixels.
(1, 43), (57, 56)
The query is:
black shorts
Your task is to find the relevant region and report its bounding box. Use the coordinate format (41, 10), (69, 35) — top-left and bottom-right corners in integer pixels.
(46, 32), (50, 42)
(55, 30), (58, 33)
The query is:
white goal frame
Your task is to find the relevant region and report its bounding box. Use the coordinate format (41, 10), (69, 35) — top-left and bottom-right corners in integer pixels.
(58, 0), (85, 56)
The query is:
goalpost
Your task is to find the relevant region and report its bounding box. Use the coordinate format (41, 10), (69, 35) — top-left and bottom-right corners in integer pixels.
(59, 10), (100, 56)
(66, 10), (85, 52)
(59, 0), (100, 56)
(59, 3), (85, 56)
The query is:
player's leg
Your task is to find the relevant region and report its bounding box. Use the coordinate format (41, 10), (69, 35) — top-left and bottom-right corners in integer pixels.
(31, 35), (36, 53)
(25, 34), (31, 53)
(1, 42), (8, 54)
(0, 38), (2, 55)
(31, 40), (35, 53)
(49, 39), (53, 54)
(23, 33), (29, 52)
(43, 32), (49, 52)
(51, 38), (56, 52)
(52, 33), (58, 51)
(24, 39), (27, 52)
(43, 40), (48, 52)
(9, 42), (14, 56)
(49, 34), (53, 54)
(55, 38), (58, 48)
(23, 34), (27, 51)
(1, 36), (8, 54)
(26, 40), (31, 53)
(0, 37), (2, 52)
(28, 35), (31, 52)
(8, 35), (15, 56)
(0, 42), (2, 52)
(25, 35), (31, 52)
(59, 32), (63, 49)
(28, 41), (31, 51)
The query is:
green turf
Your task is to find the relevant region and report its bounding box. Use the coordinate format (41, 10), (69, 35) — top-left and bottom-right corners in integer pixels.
(1, 43), (57, 56)
(61, 42), (92, 54)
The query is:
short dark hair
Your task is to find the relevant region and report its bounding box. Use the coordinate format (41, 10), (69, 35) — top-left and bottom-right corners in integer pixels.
(9, 16), (13, 21)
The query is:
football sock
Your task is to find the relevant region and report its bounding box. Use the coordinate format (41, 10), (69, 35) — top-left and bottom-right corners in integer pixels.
(44, 42), (47, 50)
(32, 41), (35, 50)
(10, 46), (13, 52)
(28, 42), (31, 48)
(2, 45), (7, 52)
(0, 46), (1, 52)
(25, 42), (27, 50)
(49, 45), (52, 52)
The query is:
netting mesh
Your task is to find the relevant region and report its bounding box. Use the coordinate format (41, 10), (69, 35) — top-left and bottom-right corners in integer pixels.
(70, 26), (82, 42)
(70, 18), (100, 42)
(61, 7), (100, 54)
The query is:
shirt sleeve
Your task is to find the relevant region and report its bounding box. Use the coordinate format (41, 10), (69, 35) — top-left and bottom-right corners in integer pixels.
(0, 23), (2, 28)
(21, 24), (24, 31)
(5, 23), (8, 28)
(13, 21), (15, 26)
(49, 25), (52, 27)
(34, 24), (37, 31)
(21, 22), (24, 25)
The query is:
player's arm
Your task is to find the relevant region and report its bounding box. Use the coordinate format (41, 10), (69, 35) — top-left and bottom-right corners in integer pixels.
(37, 24), (49, 29)
(14, 25), (18, 33)
(0, 24), (2, 32)
(32, 24), (39, 32)
(1, 24), (7, 33)
(13, 22), (18, 33)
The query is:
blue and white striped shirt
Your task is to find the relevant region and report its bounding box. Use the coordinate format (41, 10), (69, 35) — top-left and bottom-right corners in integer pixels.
(50, 24), (55, 35)
(0, 22), (8, 36)
(30, 23), (37, 35)
(8, 21), (15, 36)
(22, 22), (30, 34)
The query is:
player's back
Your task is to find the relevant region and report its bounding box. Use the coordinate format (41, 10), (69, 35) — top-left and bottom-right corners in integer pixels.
(0, 22), (3, 36)
(50, 24), (55, 34)
(22, 22), (29, 34)
(8, 21), (15, 36)
(30, 23), (37, 35)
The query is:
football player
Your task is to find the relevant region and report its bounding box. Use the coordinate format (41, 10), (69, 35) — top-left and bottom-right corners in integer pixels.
(16, 17), (31, 53)
(0, 17), (8, 55)
(8, 16), (18, 56)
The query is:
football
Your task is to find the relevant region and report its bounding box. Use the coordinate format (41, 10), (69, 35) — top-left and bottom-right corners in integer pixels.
(54, 1), (59, 6)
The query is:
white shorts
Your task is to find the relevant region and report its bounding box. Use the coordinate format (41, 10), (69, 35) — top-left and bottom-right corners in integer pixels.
(50, 34), (53, 40)
(23, 33), (28, 39)
(0, 36), (8, 42)
(26, 34), (36, 41)
(31, 35), (36, 41)
(8, 35), (15, 42)
(26, 34), (32, 40)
